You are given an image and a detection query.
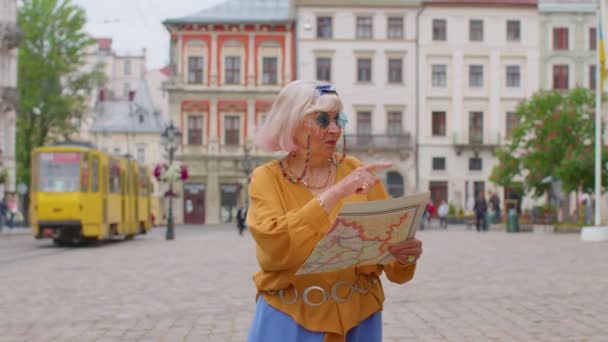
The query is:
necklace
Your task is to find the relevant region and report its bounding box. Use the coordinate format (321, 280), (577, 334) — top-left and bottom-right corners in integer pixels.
(301, 157), (335, 190)
(279, 155), (336, 189)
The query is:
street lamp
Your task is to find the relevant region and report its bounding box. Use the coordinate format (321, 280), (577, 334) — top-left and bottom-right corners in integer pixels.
(161, 121), (182, 240)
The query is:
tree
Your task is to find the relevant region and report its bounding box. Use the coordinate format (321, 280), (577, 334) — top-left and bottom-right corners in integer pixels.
(16, 0), (105, 185)
(490, 88), (608, 199)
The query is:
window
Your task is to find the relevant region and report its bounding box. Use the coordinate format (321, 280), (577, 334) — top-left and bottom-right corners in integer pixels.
(433, 19), (446, 41)
(590, 65), (596, 90)
(91, 155), (99, 192)
(81, 153), (89, 192)
(469, 65), (483, 87)
(357, 58), (372, 82)
(388, 59), (402, 83)
(386, 171), (404, 198)
(432, 64), (447, 87)
(357, 111), (372, 135)
(356, 16), (373, 39)
(262, 57), (278, 85)
(553, 65), (569, 90)
(432, 111), (446, 136)
(224, 115), (240, 145)
(429, 181), (448, 204)
(188, 115), (203, 145)
(136, 148), (145, 164)
(469, 20), (483, 41)
(387, 17), (404, 39)
(124, 60), (131, 75)
(188, 56), (204, 84)
(469, 111), (483, 144)
(317, 16), (332, 38)
(225, 56), (241, 84)
(387, 111), (402, 135)
(432, 157), (446, 170)
(590, 27), (597, 51)
(113, 148), (120, 154)
(474, 181), (485, 199)
(506, 111), (518, 139)
(469, 157), (483, 171)
(507, 20), (521, 42)
(316, 58), (331, 81)
(506, 65), (520, 88)
(553, 28), (569, 50)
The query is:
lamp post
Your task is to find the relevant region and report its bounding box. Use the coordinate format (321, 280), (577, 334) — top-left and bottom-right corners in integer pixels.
(242, 143), (254, 203)
(161, 121), (182, 240)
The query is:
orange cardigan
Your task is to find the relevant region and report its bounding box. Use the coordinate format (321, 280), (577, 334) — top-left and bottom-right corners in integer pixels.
(247, 156), (416, 342)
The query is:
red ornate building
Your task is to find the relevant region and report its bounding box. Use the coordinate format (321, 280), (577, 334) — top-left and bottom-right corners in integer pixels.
(163, 0), (295, 224)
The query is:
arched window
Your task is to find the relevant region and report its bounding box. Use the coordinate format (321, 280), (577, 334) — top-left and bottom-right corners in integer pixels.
(386, 171), (404, 198)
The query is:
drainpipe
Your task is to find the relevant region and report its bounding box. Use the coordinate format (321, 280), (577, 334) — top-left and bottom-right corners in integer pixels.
(415, 4), (425, 192)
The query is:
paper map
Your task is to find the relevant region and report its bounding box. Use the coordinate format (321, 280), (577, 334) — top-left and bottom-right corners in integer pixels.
(296, 192), (430, 275)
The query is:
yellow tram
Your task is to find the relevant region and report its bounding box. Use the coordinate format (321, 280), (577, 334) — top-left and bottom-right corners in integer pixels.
(30, 143), (153, 245)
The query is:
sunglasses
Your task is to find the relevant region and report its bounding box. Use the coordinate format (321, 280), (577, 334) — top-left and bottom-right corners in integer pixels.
(315, 112), (349, 129)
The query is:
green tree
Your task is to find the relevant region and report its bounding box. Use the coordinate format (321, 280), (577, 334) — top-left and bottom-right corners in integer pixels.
(490, 88), (608, 198)
(17, 0), (105, 185)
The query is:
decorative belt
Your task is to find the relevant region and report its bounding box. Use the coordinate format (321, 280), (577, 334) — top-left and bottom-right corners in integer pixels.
(264, 275), (380, 307)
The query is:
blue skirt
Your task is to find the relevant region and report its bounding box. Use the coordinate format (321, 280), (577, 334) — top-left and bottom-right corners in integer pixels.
(247, 296), (382, 342)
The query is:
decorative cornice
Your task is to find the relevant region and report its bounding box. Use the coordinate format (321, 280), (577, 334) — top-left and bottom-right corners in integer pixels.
(294, 0), (421, 7)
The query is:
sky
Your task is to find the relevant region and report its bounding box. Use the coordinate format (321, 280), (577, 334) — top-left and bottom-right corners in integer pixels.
(73, 0), (225, 70)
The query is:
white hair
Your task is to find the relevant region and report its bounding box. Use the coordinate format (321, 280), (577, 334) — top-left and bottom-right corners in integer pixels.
(255, 80), (343, 152)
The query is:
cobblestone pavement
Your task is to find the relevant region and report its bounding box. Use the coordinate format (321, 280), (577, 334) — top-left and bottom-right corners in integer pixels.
(0, 225), (607, 341)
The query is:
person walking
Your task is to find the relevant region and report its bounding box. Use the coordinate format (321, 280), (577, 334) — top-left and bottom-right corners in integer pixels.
(236, 203), (248, 235)
(437, 200), (449, 229)
(0, 196), (7, 231)
(474, 191), (488, 232)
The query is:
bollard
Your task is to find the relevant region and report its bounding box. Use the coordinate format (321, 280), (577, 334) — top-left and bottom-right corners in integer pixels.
(507, 208), (520, 233)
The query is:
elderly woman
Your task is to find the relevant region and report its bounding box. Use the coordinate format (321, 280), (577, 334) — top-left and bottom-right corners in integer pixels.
(247, 80), (423, 342)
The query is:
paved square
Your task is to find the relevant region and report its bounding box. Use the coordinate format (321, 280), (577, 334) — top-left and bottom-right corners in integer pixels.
(0, 225), (606, 341)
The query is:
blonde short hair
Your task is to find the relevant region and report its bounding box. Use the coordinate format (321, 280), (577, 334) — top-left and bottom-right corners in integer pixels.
(255, 80), (343, 152)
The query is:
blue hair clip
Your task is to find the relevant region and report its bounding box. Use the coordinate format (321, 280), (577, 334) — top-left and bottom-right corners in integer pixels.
(315, 84), (338, 96)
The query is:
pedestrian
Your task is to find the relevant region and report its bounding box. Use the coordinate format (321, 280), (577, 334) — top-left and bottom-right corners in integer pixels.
(438, 200), (449, 229)
(236, 203), (248, 235)
(474, 191), (488, 232)
(6, 193), (17, 229)
(426, 199), (435, 229)
(489, 190), (501, 222)
(246, 80), (423, 342)
(0, 196), (6, 231)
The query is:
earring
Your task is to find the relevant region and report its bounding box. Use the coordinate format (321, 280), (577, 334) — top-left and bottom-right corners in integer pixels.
(340, 134), (346, 162)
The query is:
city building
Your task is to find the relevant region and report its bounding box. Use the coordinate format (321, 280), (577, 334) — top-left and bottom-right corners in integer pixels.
(417, 0), (540, 211)
(294, 0), (422, 198)
(163, 0), (295, 224)
(0, 0), (22, 194)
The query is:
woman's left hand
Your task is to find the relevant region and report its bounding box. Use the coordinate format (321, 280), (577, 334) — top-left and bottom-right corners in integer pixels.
(388, 238), (423, 265)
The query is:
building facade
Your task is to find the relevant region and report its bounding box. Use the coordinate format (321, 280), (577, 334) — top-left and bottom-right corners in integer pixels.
(163, 0), (295, 224)
(418, 0), (540, 212)
(294, 0), (421, 198)
(0, 0), (21, 194)
(538, 0), (598, 91)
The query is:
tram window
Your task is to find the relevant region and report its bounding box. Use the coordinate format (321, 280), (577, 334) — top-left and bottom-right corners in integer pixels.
(81, 153), (89, 192)
(108, 160), (121, 193)
(39, 152), (81, 192)
(91, 156), (99, 192)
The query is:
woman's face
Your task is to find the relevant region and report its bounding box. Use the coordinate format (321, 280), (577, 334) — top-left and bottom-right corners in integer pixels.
(294, 111), (343, 159)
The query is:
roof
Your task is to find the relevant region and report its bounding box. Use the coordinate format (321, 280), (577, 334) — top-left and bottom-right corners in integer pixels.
(425, 0), (537, 5)
(90, 80), (167, 134)
(163, 0), (292, 25)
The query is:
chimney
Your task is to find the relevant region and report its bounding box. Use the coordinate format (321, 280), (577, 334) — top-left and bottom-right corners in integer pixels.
(128, 90), (136, 101)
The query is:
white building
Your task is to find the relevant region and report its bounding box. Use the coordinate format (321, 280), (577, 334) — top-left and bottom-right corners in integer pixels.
(417, 0), (540, 212)
(0, 0), (21, 194)
(295, 0), (421, 197)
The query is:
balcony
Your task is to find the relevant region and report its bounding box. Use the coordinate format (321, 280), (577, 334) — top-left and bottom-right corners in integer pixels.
(0, 86), (19, 111)
(345, 133), (413, 153)
(0, 23), (23, 50)
(452, 131), (502, 155)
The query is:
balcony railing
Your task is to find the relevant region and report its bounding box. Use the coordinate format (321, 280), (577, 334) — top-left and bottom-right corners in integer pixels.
(452, 131), (502, 154)
(0, 23), (23, 50)
(344, 133), (413, 152)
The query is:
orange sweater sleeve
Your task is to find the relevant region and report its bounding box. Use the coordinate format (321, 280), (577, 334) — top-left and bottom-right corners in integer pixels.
(246, 165), (332, 272)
